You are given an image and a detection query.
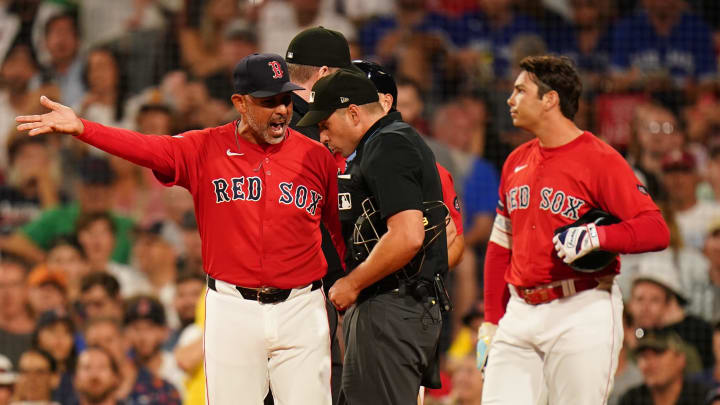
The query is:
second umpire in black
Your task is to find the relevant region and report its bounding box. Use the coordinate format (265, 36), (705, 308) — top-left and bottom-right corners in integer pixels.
(298, 70), (448, 404)
(284, 26), (355, 405)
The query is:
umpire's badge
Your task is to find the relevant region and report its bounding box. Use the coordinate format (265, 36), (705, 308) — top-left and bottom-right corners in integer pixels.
(339, 193), (352, 210)
(309, 91), (315, 103)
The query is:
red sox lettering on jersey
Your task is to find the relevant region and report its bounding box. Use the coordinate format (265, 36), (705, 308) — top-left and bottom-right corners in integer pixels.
(211, 178), (324, 216)
(76, 120), (345, 289)
(506, 184), (586, 221)
(495, 132), (659, 288)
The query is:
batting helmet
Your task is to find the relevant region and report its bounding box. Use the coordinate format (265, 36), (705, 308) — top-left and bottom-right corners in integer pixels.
(553, 209), (621, 273)
(352, 60), (398, 108)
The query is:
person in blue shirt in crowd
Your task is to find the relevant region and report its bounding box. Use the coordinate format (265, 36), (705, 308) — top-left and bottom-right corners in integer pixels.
(453, 0), (541, 81)
(610, 0), (716, 89)
(358, 0), (457, 59)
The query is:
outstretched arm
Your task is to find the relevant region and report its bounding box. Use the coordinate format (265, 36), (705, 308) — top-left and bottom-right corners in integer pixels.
(17, 96), (191, 184)
(16, 96), (85, 136)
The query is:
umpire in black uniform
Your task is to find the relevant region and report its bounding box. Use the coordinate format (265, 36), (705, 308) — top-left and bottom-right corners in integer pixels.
(298, 70), (448, 404)
(284, 26), (355, 405)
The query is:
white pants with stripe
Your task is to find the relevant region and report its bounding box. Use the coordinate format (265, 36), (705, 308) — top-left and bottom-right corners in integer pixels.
(204, 279), (332, 405)
(482, 282), (624, 405)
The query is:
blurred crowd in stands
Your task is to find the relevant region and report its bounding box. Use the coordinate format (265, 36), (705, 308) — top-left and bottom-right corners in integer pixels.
(2, 0), (720, 404)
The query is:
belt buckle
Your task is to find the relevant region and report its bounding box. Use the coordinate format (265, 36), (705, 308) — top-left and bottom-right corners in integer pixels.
(257, 287), (275, 303)
(521, 287), (550, 305)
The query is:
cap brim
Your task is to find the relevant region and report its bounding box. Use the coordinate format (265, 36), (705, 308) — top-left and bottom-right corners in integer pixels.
(248, 82), (304, 97)
(634, 341), (667, 353)
(296, 109), (335, 127)
(632, 276), (688, 305)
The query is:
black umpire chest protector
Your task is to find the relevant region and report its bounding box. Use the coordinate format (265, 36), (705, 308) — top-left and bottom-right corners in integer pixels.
(338, 112), (448, 295)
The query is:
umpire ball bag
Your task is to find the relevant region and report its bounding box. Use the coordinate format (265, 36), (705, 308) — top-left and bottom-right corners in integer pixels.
(553, 208), (621, 273)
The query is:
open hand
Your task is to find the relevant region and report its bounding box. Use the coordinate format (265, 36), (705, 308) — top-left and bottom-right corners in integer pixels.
(16, 96), (84, 136)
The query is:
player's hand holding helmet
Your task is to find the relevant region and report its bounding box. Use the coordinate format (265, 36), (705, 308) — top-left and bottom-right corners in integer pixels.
(476, 322), (498, 371)
(552, 222), (600, 264)
(552, 209), (621, 272)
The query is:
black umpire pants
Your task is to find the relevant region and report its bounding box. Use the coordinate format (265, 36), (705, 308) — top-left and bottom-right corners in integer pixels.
(338, 291), (442, 405)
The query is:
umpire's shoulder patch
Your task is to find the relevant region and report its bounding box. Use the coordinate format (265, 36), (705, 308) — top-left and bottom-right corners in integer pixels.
(454, 196), (461, 212)
(637, 184), (649, 196)
(339, 193), (352, 210)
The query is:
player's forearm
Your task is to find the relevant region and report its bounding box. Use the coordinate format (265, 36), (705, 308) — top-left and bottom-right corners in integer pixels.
(0, 232), (46, 265)
(174, 338), (204, 372)
(483, 241), (511, 324)
(345, 211), (424, 291)
(598, 209), (670, 254)
(77, 119), (176, 177)
(448, 234), (465, 268)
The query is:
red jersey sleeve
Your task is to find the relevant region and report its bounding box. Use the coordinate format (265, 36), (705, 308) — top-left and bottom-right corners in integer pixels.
(77, 119), (203, 190)
(592, 148), (669, 253)
(436, 163), (463, 235)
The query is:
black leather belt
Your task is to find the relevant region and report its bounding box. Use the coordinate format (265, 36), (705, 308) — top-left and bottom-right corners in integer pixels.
(207, 277), (322, 304)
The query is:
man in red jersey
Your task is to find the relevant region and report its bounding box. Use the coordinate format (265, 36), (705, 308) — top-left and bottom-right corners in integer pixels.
(477, 55), (670, 404)
(16, 53), (344, 405)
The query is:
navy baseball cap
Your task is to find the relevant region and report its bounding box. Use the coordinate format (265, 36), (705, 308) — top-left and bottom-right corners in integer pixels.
(124, 296), (166, 326)
(296, 69), (379, 127)
(233, 53), (304, 97)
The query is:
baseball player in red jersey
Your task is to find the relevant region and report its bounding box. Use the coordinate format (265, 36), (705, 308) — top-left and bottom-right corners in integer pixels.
(477, 56), (670, 404)
(16, 53), (344, 405)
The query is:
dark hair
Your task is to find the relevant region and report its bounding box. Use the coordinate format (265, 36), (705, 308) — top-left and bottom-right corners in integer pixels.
(138, 103), (172, 117)
(80, 273), (120, 298)
(0, 251), (31, 274)
(395, 75), (424, 101)
(176, 271), (205, 286)
(48, 235), (86, 259)
(20, 348), (57, 373)
(75, 211), (116, 235)
(81, 345), (120, 376)
(519, 55), (581, 120)
(7, 135), (47, 165)
(44, 12), (79, 39)
(82, 46), (129, 123)
(31, 311), (77, 372)
(2, 38), (39, 69)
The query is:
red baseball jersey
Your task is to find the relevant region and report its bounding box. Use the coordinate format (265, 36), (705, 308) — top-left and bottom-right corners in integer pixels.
(78, 120), (344, 288)
(495, 132), (659, 288)
(437, 163), (463, 235)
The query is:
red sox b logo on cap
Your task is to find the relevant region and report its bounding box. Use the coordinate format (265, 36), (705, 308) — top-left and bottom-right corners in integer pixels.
(268, 61), (284, 79)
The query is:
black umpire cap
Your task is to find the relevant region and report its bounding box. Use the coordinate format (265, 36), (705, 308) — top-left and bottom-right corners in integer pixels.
(233, 53), (304, 97)
(352, 60), (398, 108)
(286, 26), (352, 68)
(296, 69), (379, 127)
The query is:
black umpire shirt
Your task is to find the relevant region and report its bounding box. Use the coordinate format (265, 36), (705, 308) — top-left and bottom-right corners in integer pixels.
(339, 111), (448, 287)
(289, 92), (344, 291)
(290, 93), (320, 141)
